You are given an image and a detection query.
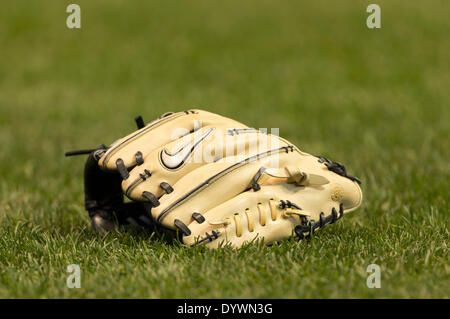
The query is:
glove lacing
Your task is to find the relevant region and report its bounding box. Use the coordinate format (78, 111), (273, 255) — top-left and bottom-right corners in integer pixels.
(198, 199), (343, 245)
(316, 156), (361, 184)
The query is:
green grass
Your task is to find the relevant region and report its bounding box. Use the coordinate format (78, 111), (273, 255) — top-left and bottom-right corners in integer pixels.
(0, 0), (448, 298)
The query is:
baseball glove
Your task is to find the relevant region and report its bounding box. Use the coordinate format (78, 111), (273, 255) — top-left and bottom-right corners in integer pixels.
(66, 109), (363, 248)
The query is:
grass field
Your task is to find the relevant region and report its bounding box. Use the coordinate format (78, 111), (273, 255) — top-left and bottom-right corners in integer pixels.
(0, 0), (448, 298)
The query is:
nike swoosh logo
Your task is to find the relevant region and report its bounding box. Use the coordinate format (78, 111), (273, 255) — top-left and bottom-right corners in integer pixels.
(160, 127), (215, 169)
(157, 146), (293, 222)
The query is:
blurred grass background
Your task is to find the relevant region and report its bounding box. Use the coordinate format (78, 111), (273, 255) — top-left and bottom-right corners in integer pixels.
(0, 0), (448, 298)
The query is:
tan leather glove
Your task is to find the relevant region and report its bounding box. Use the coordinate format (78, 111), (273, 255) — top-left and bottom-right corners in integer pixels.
(67, 109), (362, 247)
